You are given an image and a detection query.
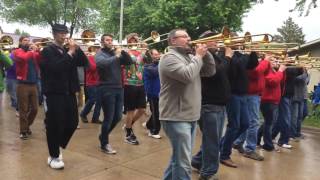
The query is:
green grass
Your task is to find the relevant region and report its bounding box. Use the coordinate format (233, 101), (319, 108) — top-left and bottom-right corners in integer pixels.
(303, 100), (320, 128)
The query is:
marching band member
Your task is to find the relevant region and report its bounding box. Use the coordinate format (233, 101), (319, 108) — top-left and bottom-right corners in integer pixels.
(257, 56), (286, 151)
(191, 30), (231, 180)
(40, 24), (88, 169)
(13, 36), (41, 140)
(232, 53), (271, 161)
(159, 29), (215, 180)
(80, 46), (102, 124)
(143, 48), (161, 139)
(95, 33), (132, 154)
(123, 33), (147, 145)
(272, 64), (303, 149)
(220, 50), (259, 168)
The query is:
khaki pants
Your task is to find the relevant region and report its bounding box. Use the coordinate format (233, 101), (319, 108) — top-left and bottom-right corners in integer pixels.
(17, 83), (38, 133)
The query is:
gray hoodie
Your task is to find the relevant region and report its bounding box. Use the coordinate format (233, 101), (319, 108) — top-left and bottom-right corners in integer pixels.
(159, 47), (216, 122)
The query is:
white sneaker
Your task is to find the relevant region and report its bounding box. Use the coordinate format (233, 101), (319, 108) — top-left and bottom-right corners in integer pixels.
(148, 132), (161, 139)
(59, 148), (63, 160)
(101, 144), (117, 154)
(281, 144), (292, 149)
(142, 122), (147, 128)
(48, 157), (64, 169)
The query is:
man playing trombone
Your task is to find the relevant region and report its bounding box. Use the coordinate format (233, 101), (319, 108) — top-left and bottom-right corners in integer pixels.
(40, 24), (88, 169)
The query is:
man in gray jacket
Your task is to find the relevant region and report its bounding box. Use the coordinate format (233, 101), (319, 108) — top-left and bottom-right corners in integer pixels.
(159, 29), (216, 180)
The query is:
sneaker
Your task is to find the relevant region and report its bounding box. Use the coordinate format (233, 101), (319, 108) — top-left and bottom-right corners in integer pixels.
(16, 111), (20, 117)
(142, 122), (147, 128)
(80, 115), (88, 123)
(77, 124), (80, 129)
(232, 144), (245, 154)
(48, 157), (64, 169)
(19, 133), (28, 140)
(92, 119), (102, 124)
(148, 132), (161, 139)
(27, 130), (32, 136)
(199, 174), (219, 180)
(280, 144), (292, 149)
(101, 144), (117, 154)
(191, 161), (201, 172)
(243, 151), (264, 161)
(290, 137), (300, 142)
(125, 134), (139, 145)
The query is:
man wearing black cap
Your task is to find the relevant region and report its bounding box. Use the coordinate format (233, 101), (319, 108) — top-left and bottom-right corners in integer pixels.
(191, 30), (232, 180)
(40, 24), (88, 169)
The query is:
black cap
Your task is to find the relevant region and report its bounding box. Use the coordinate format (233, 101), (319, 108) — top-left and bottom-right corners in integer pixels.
(52, 24), (69, 33)
(199, 30), (217, 39)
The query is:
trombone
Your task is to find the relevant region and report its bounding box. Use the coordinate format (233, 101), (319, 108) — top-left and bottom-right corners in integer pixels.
(190, 26), (231, 45)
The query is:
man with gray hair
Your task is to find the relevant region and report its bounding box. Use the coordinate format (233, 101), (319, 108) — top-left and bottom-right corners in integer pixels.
(159, 29), (216, 180)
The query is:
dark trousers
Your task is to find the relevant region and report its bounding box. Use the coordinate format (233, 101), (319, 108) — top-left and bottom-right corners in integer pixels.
(272, 97), (291, 145)
(146, 97), (161, 135)
(80, 86), (101, 121)
(16, 83), (38, 133)
(258, 103), (279, 150)
(44, 94), (78, 158)
(98, 86), (124, 147)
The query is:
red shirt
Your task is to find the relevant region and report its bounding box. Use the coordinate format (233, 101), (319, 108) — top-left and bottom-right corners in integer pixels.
(247, 59), (271, 95)
(261, 69), (284, 104)
(85, 55), (99, 86)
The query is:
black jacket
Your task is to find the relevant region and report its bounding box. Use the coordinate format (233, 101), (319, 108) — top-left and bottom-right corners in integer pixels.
(283, 67), (303, 98)
(228, 52), (259, 95)
(40, 44), (88, 95)
(201, 53), (231, 105)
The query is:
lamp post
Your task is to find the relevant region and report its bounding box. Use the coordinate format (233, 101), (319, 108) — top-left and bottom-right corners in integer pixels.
(119, 0), (124, 43)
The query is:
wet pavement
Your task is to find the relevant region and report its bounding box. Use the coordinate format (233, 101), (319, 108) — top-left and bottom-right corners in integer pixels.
(0, 94), (320, 180)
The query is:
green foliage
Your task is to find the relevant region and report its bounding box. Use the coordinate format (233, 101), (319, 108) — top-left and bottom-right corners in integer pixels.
(276, 17), (306, 44)
(98, 0), (256, 44)
(254, 0), (318, 16)
(303, 100), (320, 128)
(0, 0), (101, 36)
(14, 29), (30, 36)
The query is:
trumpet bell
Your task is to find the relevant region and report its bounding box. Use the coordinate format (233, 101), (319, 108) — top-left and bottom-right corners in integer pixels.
(81, 30), (96, 44)
(0, 35), (14, 45)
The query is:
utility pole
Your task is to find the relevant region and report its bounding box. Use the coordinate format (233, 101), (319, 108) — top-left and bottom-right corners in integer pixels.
(119, 0), (124, 43)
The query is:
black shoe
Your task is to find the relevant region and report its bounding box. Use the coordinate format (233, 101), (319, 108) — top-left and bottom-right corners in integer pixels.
(232, 144), (245, 154)
(191, 160), (201, 172)
(20, 133), (28, 140)
(92, 120), (102, 124)
(80, 115), (88, 123)
(199, 174), (219, 180)
(125, 134), (139, 145)
(27, 130), (32, 136)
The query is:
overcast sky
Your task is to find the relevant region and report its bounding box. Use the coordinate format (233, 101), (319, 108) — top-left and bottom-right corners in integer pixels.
(1, 0), (320, 42)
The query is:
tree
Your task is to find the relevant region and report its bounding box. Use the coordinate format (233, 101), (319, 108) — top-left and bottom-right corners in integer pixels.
(14, 29), (30, 36)
(255, 0), (318, 16)
(276, 17), (306, 44)
(98, 0), (256, 46)
(0, 0), (101, 37)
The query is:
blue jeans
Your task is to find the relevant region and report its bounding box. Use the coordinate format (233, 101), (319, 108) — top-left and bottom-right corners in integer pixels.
(98, 86), (123, 147)
(192, 105), (225, 177)
(291, 100), (304, 138)
(80, 86), (101, 121)
(259, 103), (279, 150)
(234, 95), (260, 152)
(272, 97), (291, 145)
(5, 78), (17, 109)
(220, 95), (249, 160)
(162, 121), (197, 180)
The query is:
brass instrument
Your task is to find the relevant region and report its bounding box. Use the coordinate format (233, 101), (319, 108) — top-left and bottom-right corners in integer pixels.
(145, 31), (169, 46)
(0, 35), (14, 48)
(190, 26), (230, 45)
